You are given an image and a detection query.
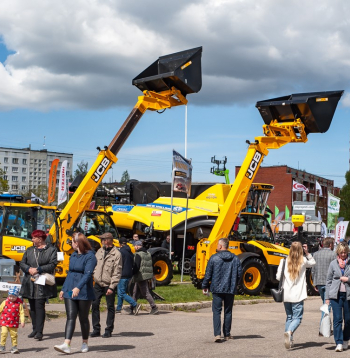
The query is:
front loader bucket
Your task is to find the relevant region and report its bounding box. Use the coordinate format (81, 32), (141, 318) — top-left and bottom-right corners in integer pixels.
(132, 47), (202, 96)
(256, 90), (344, 134)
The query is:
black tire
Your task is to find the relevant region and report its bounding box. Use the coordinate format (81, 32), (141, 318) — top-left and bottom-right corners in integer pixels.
(190, 268), (203, 289)
(152, 252), (173, 286)
(178, 258), (191, 275)
(306, 268), (319, 296)
(237, 258), (267, 296)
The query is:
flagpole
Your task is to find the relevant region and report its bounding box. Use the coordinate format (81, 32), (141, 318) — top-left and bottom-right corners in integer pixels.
(170, 168), (175, 260)
(181, 195), (189, 283)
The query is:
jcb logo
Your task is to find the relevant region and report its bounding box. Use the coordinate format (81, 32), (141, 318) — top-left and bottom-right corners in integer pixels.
(245, 152), (262, 179)
(11, 246), (26, 252)
(91, 157), (111, 183)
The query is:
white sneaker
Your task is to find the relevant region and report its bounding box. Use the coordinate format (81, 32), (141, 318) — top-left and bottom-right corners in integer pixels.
(81, 343), (89, 353)
(54, 343), (71, 354)
(343, 341), (348, 350)
(284, 331), (292, 349)
(335, 344), (343, 352)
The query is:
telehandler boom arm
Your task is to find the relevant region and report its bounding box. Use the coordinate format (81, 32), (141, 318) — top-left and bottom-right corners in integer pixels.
(48, 47), (203, 254)
(195, 90), (343, 279)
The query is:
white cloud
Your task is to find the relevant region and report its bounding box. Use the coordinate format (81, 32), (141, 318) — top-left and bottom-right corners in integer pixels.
(0, 0), (350, 110)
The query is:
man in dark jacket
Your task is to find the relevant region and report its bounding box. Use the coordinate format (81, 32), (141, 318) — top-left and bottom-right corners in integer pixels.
(116, 237), (140, 315)
(202, 238), (242, 342)
(20, 229), (58, 341)
(132, 241), (159, 315)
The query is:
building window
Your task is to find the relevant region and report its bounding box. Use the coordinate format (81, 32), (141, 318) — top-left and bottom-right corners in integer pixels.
(12, 176), (18, 181)
(4, 157), (8, 163)
(11, 185), (18, 190)
(67, 163), (70, 168)
(22, 177), (27, 182)
(22, 159), (27, 165)
(12, 158), (18, 164)
(56, 179), (59, 184)
(38, 181), (41, 185)
(21, 186), (26, 190)
(34, 185), (37, 189)
(22, 168), (27, 173)
(34, 159), (37, 163)
(34, 177), (37, 180)
(3, 175), (7, 180)
(12, 167), (18, 173)
(3, 166), (8, 172)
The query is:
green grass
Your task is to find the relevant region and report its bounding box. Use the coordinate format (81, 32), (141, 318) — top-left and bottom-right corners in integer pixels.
(48, 280), (268, 305)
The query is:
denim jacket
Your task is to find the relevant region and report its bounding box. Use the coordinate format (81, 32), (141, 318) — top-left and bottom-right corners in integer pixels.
(62, 250), (97, 300)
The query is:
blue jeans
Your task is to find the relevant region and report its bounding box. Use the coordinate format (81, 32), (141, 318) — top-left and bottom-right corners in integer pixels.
(116, 278), (137, 311)
(284, 301), (304, 334)
(330, 292), (350, 345)
(212, 293), (234, 337)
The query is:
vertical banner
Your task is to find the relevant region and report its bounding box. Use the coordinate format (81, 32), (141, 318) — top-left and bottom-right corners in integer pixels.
(335, 221), (349, 244)
(328, 192), (340, 231)
(47, 159), (59, 204)
(57, 160), (68, 206)
(172, 150), (192, 196)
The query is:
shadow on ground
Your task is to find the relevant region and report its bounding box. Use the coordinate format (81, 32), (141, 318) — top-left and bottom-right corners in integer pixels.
(89, 344), (135, 352)
(117, 331), (154, 337)
(293, 341), (329, 350)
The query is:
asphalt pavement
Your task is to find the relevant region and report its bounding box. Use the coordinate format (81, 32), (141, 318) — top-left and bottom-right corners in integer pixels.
(3, 298), (343, 357)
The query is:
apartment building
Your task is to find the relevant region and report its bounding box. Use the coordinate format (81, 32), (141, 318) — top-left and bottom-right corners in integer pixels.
(0, 146), (73, 194)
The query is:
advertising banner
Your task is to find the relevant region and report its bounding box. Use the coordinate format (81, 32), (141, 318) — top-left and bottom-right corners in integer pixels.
(48, 159), (59, 204)
(172, 150), (192, 196)
(335, 221), (349, 244)
(328, 192), (340, 231)
(57, 160), (68, 206)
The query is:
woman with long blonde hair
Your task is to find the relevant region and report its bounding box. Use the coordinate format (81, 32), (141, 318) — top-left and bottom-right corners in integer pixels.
(276, 241), (315, 349)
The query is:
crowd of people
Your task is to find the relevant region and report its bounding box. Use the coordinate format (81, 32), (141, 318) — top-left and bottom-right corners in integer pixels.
(202, 236), (350, 353)
(1, 230), (348, 354)
(0, 229), (160, 354)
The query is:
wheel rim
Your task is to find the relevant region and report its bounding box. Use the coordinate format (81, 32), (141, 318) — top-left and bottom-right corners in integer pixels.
(243, 267), (261, 290)
(154, 260), (169, 281)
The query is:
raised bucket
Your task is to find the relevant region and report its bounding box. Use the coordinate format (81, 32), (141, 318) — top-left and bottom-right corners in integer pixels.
(132, 47), (202, 96)
(256, 90), (344, 133)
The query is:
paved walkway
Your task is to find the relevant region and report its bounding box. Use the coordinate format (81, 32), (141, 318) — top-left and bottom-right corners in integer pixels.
(5, 298), (340, 357)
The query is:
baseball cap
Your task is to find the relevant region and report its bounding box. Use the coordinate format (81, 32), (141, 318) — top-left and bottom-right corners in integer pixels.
(99, 232), (114, 240)
(134, 240), (143, 246)
(119, 237), (128, 244)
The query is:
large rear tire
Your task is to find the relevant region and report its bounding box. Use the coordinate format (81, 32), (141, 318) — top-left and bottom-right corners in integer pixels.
(237, 258), (267, 296)
(190, 268), (203, 289)
(152, 252), (173, 286)
(178, 258), (191, 275)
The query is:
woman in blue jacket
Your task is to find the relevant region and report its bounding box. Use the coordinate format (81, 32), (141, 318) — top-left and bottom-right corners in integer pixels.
(54, 233), (97, 354)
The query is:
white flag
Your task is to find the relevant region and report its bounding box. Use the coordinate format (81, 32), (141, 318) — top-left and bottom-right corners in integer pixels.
(316, 181), (323, 196)
(57, 160), (68, 206)
(31, 192), (44, 203)
(292, 180), (309, 194)
(335, 221), (349, 244)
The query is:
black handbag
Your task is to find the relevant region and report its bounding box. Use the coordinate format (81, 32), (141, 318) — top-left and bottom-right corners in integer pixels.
(270, 259), (286, 302)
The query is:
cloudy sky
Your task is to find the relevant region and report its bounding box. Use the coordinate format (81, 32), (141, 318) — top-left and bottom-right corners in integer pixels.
(0, 0), (349, 188)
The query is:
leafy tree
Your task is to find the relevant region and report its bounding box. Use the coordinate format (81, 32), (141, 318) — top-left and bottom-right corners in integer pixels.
(339, 171), (350, 236)
(0, 166), (9, 193)
(74, 160), (89, 178)
(120, 170), (130, 184)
